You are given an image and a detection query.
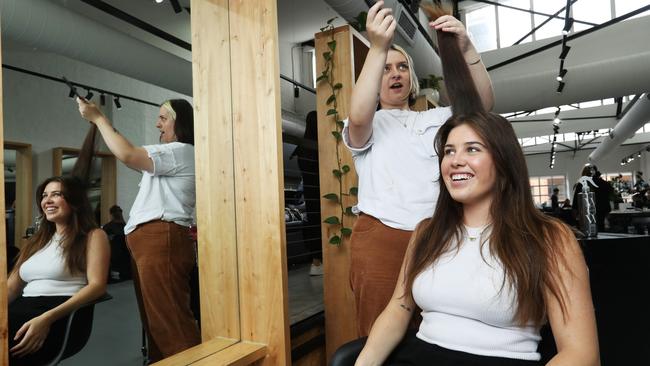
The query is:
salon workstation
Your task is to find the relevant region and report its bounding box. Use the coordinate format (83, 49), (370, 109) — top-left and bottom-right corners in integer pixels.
(1, 1), (650, 365)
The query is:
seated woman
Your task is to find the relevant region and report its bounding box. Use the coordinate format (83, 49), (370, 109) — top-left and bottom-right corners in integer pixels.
(7, 175), (110, 365)
(354, 5), (599, 366)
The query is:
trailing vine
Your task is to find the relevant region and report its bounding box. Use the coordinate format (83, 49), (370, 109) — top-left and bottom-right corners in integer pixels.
(317, 17), (358, 245)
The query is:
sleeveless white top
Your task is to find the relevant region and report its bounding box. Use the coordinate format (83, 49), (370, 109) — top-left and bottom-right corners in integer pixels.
(412, 226), (541, 361)
(19, 233), (87, 297)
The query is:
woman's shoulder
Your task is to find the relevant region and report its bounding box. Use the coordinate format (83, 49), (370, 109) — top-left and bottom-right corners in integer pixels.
(87, 228), (109, 244)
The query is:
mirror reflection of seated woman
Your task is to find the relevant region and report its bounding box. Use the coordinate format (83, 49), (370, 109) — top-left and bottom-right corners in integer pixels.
(7, 175), (110, 365)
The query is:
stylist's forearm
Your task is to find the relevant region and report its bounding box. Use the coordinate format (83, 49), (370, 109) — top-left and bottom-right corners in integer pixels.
(465, 45), (494, 111)
(93, 116), (138, 163)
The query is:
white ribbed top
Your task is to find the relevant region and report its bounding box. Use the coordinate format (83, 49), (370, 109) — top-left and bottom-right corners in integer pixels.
(20, 234), (87, 297)
(412, 226), (541, 361)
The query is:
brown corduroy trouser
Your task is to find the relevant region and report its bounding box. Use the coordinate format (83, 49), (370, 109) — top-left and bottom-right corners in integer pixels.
(127, 220), (201, 362)
(350, 213), (421, 337)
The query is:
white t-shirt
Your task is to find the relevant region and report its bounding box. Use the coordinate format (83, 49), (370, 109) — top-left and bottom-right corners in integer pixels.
(20, 233), (87, 297)
(413, 226), (541, 361)
(343, 107), (452, 230)
(124, 142), (195, 235)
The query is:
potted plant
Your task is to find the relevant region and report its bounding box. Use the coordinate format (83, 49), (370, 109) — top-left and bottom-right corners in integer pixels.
(419, 74), (443, 102)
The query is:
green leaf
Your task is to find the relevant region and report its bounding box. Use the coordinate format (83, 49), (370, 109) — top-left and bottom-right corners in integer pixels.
(316, 74), (328, 82)
(324, 216), (340, 225)
(326, 94), (336, 105)
(349, 187), (359, 196)
(341, 227), (352, 237)
(323, 51), (332, 61)
(345, 206), (354, 216)
(341, 165), (350, 173)
(336, 120), (345, 129)
(323, 193), (339, 202)
(328, 40), (337, 52)
(326, 108), (337, 116)
(331, 131), (342, 141)
(329, 235), (342, 245)
(332, 169), (342, 178)
(333, 83), (343, 90)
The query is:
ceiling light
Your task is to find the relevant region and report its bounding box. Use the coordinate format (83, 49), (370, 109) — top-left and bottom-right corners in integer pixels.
(559, 44), (571, 60)
(155, 0), (164, 3)
(100, 93), (106, 106)
(114, 96), (122, 110)
(85, 89), (94, 100)
(556, 81), (565, 94)
(556, 68), (567, 82)
(562, 17), (574, 35)
(68, 88), (77, 98)
(637, 152), (642, 158)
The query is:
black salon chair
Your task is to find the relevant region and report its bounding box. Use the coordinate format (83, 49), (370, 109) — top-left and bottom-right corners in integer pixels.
(44, 293), (113, 366)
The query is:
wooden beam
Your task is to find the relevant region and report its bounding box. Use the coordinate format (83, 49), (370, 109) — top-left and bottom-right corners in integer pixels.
(314, 25), (364, 360)
(0, 19), (8, 366)
(228, 1), (290, 364)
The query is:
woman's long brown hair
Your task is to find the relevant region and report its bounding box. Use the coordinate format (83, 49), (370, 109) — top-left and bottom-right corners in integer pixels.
(12, 125), (99, 275)
(404, 3), (572, 327)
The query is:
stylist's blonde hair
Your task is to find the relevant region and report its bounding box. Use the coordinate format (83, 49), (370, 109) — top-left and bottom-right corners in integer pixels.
(390, 44), (420, 104)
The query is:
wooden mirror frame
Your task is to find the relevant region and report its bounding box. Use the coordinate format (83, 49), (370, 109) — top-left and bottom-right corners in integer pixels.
(1, 1), (290, 365)
(3, 141), (32, 249)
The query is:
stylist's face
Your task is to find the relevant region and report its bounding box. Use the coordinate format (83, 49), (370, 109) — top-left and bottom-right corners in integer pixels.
(157, 106), (177, 143)
(379, 49), (411, 110)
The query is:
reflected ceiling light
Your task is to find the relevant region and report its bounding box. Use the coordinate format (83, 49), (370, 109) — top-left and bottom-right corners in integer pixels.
(556, 68), (567, 82)
(559, 44), (571, 60)
(155, 0), (164, 3)
(562, 17), (574, 35)
(638, 152), (643, 158)
(556, 81), (565, 94)
(114, 96), (122, 110)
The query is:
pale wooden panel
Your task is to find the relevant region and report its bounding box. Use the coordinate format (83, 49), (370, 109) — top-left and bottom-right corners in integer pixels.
(100, 156), (116, 225)
(190, 0), (241, 340)
(314, 25), (360, 360)
(52, 147), (64, 176)
(229, 1), (290, 365)
(4, 142), (32, 248)
(191, 342), (267, 366)
(0, 21), (8, 366)
(151, 337), (237, 366)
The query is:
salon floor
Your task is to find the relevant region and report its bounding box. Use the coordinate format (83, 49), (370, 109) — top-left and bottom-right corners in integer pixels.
(61, 263), (323, 365)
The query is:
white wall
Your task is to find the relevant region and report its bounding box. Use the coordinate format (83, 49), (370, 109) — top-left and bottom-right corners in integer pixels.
(2, 48), (189, 225)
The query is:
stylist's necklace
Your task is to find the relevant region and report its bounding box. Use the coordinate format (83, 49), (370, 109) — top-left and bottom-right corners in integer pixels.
(388, 109), (412, 129)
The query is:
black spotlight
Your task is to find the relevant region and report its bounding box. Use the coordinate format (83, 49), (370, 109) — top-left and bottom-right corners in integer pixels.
(294, 85), (300, 98)
(114, 96), (122, 110)
(559, 44), (571, 60)
(556, 81), (565, 94)
(556, 68), (567, 82)
(68, 88), (77, 98)
(562, 17), (574, 35)
(85, 89), (94, 100)
(100, 93), (106, 106)
(170, 0), (182, 13)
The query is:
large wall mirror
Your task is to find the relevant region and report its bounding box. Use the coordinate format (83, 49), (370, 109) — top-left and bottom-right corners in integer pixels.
(0, 0), (242, 364)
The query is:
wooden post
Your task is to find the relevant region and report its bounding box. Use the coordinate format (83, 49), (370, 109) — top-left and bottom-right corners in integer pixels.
(0, 18), (8, 366)
(315, 25), (369, 361)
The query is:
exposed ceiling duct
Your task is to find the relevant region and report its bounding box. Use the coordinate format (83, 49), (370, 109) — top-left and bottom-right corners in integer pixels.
(483, 15), (650, 113)
(0, 0), (192, 95)
(588, 93), (650, 163)
(323, 0), (443, 81)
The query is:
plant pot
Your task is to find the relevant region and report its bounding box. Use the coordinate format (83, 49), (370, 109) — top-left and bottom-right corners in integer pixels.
(419, 88), (440, 103)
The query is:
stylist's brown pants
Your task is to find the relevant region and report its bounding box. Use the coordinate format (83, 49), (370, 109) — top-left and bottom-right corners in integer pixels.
(350, 213), (419, 337)
(127, 220), (201, 361)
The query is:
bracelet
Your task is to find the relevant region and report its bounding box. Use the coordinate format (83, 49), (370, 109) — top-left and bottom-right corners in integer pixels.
(467, 57), (482, 65)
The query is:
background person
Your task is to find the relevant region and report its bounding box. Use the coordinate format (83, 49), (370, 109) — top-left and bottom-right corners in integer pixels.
(102, 205), (130, 281)
(77, 97), (200, 361)
(7, 176), (110, 365)
(344, 0), (493, 336)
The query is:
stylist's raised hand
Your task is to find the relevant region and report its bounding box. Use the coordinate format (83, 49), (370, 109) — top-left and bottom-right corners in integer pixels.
(366, 1), (397, 51)
(430, 15), (473, 54)
(76, 97), (104, 123)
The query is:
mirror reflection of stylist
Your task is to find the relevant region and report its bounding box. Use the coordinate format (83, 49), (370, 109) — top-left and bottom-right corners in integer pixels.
(77, 98), (200, 361)
(344, 1), (494, 337)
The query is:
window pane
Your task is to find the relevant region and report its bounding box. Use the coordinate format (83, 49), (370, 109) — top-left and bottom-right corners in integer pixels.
(498, 0), (533, 46)
(466, 5), (498, 52)
(573, 0), (612, 32)
(532, 0), (566, 40)
(615, 0), (650, 19)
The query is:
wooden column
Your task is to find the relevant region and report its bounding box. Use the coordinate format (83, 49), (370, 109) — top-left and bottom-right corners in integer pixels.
(4, 142), (32, 248)
(315, 25), (368, 360)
